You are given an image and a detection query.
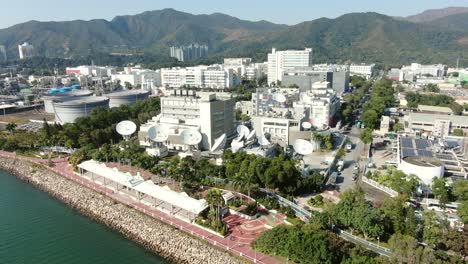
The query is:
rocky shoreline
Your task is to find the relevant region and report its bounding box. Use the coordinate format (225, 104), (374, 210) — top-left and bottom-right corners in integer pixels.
(0, 157), (246, 264)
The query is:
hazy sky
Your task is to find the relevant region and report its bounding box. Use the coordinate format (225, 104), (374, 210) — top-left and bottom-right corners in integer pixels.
(1, 0), (468, 29)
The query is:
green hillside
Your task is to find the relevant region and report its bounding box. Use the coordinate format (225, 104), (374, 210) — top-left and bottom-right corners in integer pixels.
(0, 9), (467, 65)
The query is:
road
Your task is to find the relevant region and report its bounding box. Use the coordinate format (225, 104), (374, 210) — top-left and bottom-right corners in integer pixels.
(335, 126), (366, 193)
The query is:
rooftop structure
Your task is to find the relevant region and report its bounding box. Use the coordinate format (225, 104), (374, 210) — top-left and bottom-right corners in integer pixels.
(417, 105), (453, 114)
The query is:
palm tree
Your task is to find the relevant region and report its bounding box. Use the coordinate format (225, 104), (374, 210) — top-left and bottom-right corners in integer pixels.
(233, 172), (256, 198)
(6, 122), (17, 134)
(206, 189), (225, 223)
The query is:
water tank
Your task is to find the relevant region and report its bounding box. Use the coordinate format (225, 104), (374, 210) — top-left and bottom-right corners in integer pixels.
(106, 90), (150, 108)
(43, 90), (94, 113)
(53, 96), (109, 124)
(71, 84), (81, 90)
(59, 87), (73, 93)
(398, 156), (444, 187)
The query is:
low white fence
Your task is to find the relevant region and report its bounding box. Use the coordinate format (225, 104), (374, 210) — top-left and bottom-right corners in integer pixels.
(361, 176), (398, 197)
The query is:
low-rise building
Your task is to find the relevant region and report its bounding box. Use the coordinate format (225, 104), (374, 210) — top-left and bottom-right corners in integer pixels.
(350, 64), (375, 79)
(161, 65), (233, 89)
(404, 113), (468, 137)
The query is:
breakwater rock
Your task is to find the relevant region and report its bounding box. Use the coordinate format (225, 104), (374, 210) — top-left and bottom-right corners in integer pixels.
(0, 157), (247, 264)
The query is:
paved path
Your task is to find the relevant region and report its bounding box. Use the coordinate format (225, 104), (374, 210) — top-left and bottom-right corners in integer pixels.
(0, 151), (278, 264)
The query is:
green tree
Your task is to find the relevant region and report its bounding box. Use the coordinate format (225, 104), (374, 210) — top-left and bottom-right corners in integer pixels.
(432, 178), (450, 205)
(362, 110), (378, 129)
(393, 123), (404, 132)
(458, 200), (468, 224)
(453, 180), (468, 201)
(205, 188), (225, 223)
(423, 211), (443, 247)
(361, 128), (373, 144)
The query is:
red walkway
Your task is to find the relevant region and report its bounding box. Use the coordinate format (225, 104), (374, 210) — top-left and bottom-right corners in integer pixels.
(0, 151), (279, 264)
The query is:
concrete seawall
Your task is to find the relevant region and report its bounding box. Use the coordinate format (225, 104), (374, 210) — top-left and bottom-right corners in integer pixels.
(0, 157), (246, 264)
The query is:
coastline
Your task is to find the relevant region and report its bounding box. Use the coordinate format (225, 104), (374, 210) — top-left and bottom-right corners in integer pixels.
(0, 157), (246, 264)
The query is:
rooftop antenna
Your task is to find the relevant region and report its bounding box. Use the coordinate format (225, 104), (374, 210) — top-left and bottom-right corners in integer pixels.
(457, 57), (460, 69)
(211, 133), (227, 152)
(148, 125), (169, 143)
(116, 120), (137, 141)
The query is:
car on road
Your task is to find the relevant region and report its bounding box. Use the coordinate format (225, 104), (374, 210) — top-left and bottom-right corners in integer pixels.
(346, 143), (353, 151)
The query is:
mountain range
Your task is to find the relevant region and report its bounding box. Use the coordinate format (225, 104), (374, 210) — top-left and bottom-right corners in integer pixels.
(1, 7), (468, 65)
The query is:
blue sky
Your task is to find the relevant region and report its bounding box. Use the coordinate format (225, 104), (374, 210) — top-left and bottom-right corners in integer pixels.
(1, 0), (468, 29)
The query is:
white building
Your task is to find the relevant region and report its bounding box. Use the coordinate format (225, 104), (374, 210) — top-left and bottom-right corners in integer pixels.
(161, 65), (233, 89)
(404, 113), (468, 138)
(245, 63), (268, 81)
(267, 48), (313, 85)
(294, 82), (341, 129)
(350, 64), (375, 79)
(66, 65), (116, 77)
(402, 63), (447, 78)
(139, 90), (236, 152)
(18, 42), (34, 59)
(111, 67), (161, 89)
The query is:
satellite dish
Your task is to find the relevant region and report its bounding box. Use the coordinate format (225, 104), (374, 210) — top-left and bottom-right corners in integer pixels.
(258, 135), (270, 146)
(181, 129), (202, 145)
(302, 122), (312, 130)
(211, 134), (227, 152)
(148, 125), (168, 142)
(245, 130), (256, 142)
(274, 93), (287, 103)
(116, 120), (137, 140)
(236, 125), (250, 139)
(293, 139), (314, 156)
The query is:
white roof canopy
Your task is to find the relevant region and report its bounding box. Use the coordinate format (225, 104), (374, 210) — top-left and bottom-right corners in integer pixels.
(78, 160), (208, 214)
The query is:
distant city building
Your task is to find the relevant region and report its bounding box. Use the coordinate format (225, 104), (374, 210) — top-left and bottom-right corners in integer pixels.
(349, 64), (375, 79)
(0, 45), (6, 62)
(267, 48), (313, 85)
(401, 63), (447, 78)
(18, 42), (34, 59)
(161, 65), (233, 89)
(111, 66), (161, 89)
(66, 65), (116, 77)
(170, 44), (208, 62)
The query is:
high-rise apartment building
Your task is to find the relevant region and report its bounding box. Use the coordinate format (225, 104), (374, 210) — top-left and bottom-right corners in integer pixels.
(267, 48), (313, 85)
(0, 45), (6, 62)
(18, 42), (34, 59)
(170, 44), (208, 62)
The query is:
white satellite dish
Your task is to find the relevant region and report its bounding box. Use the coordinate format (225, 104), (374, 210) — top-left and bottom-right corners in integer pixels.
(211, 134), (227, 152)
(245, 130), (256, 142)
(302, 122), (312, 129)
(274, 93), (287, 103)
(181, 129), (202, 146)
(148, 125), (168, 142)
(236, 125), (250, 140)
(116, 120), (137, 141)
(258, 135), (270, 146)
(293, 139), (314, 156)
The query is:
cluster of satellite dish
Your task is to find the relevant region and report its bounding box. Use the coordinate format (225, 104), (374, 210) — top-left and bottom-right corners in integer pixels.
(147, 125), (202, 149)
(116, 120), (137, 141)
(231, 125), (271, 153)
